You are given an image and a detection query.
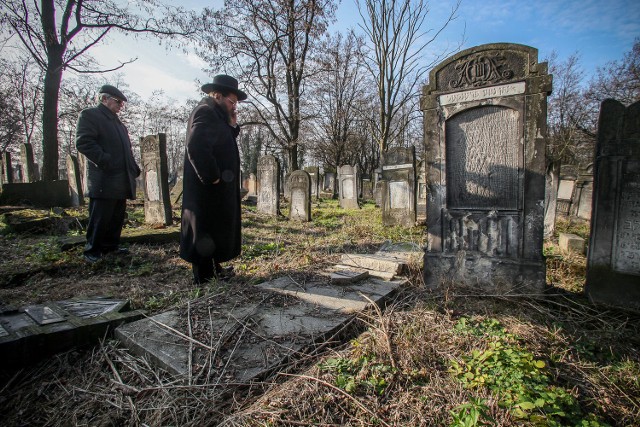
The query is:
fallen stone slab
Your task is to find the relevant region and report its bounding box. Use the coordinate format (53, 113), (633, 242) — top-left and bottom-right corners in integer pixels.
(325, 268), (369, 285)
(59, 226), (180, 251)
(0, 298), (144, 371)
(115, 276), (405, 382)
(340, 253), (407, 275)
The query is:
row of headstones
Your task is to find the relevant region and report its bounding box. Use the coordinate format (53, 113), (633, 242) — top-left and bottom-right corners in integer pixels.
(251, 152), (425, 226)
(0, 143), (41, 184)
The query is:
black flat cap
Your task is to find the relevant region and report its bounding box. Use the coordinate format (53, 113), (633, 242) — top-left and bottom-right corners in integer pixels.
(99, 84), (128, 102)
(201, 75), (247, 101)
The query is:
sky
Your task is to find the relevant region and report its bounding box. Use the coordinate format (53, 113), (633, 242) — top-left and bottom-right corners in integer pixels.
(90, 0), (640, 103)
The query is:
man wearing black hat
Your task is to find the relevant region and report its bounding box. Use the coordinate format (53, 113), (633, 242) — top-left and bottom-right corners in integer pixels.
(180, 75), (247, 283)
(76, 84), (141, 263)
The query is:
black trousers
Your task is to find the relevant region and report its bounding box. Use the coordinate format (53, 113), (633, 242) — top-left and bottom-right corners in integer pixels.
(85, 198), (126, 256)
(192, 259), (225, 284)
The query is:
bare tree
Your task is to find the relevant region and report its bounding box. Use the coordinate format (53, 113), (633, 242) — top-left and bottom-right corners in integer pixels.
(0, 0), (200, 181)
(586, 38), (640, 107)
(309, 31), (369, 171)
(543, 52), (593, 237)
(356, 0), (461, 152)
(204, 0), (337, 172)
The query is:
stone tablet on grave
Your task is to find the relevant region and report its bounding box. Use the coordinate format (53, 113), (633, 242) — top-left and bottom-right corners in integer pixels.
(288, 170), (311, 221)
(421, 43), (551, 292)
(572, 173), (593, 221)
(66, 154), (85, 206)
(140, 134), (172, 225)
(304, 166), (320, 199)
(20, 143), (36, 183)
(380, 147), (416, 227)
(362, 178), (373, 201)
(556, 178), (575, 216)
(586, 99), (640, 309)
(257, 154), (280, 215)
(1, 151), (13, 184)
(338, 165), (359, 209)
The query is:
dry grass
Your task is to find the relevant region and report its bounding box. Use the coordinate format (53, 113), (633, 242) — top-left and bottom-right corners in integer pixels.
(1, 200), (639, 426)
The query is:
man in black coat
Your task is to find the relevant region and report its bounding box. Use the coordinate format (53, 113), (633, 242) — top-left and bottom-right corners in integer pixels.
(76, 85), (141, 263)
(180, 75), (247, 284)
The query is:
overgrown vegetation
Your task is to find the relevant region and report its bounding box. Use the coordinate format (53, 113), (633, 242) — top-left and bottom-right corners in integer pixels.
(0, 200), (638, 426)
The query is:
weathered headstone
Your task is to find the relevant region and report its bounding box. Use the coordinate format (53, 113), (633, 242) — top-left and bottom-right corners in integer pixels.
(288, 170), (312, 221)
(1, 151), (13, 184)
(20, 143), (36, 183)
(571, 169), (593, 221)
(323, 171), (336, 194)
(586, 99), (640, 309)
(380, 147), (416, 227)
(66, 154), (85, 206)
(304, 166), (320, 199)
(257, 154), (280, 215)
(140, 134), (172, 225)
(338, 165), (359, 209)
(556, 177), (575, 216)
(416, 160), (427, 223)
(361, 178), (374, 201)
(421, 43), (551, 291)
(247, 173), (258, 195)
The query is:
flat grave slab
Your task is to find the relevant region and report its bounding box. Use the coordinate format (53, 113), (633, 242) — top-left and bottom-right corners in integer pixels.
(0, 298), (144, 370)
(115, 275), (405, 383)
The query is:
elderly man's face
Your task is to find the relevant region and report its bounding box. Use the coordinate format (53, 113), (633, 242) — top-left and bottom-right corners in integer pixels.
(214, 92), (239, 125)
(104, 95), (125, 114)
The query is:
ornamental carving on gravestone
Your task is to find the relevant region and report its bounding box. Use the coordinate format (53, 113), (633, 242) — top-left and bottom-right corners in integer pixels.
(450, 53), (514, 89)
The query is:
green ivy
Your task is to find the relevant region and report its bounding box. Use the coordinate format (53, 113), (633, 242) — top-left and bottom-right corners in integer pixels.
(319, 356), (396, 396)
(450, 317), (609, 427)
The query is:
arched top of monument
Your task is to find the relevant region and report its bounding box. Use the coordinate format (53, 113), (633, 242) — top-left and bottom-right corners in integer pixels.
(424, 43), (548, 95)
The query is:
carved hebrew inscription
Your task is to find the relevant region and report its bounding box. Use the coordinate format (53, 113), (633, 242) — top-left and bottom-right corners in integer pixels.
(446, 106), (520, 210)
(614, 175), (640, 275)
(450, 54), (514, 89)
(440, 82), (525, 106)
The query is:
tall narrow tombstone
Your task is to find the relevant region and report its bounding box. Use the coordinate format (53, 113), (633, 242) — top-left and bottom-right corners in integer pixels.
(586, 99), (640, 309)
(66, 154), (85, 206)
(257, 155), (280, 215)
(288, 170), (312, 221)
(77, 153), (88, 196)
(361, 178), (373, 201)
(556, 177), (576, 216)
(571, 171), (593, 221)
(247, 173), (258, 196)
(381, 147), (416, 227)
(2, 152), (13, 184)
(304, 166), (320, 199)
(140, 134), (172, 225)
(338, 165), (359, 209)
(416, 160), (427, 223)
(421, 43), (551, 291)
(20, 143), (36, 183)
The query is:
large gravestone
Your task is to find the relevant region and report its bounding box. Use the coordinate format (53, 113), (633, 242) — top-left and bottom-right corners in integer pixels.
(140, 134), (172, 225)
(586, 100), (640, 309)
(1, 152), (13, 184)
(257, 155), (280, 215)
(421, 43), (551, 291)
(324, 171), (336, 195)
(288, 170), (312, 221)
(338, 165), (359, 209)
(571, 171), (593, 221)
(380, 147), (416, 227)
(66, 154), (85, 207)
(304, 166), (320, 199)
(20, 143), (36, 183)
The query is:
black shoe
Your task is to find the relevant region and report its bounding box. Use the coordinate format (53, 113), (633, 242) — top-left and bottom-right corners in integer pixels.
(104, 247), (130, 255)
(216, 266), (235, 280)
(84, 253), (102, 263)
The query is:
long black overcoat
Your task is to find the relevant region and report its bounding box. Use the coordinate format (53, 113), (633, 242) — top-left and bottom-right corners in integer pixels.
(180, 97), (241, 264)
(76, 103), (140, 199)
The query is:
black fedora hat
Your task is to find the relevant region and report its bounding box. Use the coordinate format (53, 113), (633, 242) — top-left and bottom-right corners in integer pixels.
(99, 84), (128, 102)
(201, 75), (247, 101)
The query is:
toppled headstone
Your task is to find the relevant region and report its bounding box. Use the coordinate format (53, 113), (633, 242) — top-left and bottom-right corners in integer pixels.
(0, 298), (144, 370)
(558, 233), (585, 254)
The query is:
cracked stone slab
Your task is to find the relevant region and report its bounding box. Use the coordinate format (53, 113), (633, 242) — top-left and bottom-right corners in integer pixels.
(115, 276), (405, 382)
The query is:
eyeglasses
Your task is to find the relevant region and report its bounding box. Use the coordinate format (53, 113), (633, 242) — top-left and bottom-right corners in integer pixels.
(109, 96), (125, 105)
(225, 97), (238, 107)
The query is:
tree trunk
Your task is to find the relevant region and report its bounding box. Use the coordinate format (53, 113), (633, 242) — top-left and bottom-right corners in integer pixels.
(544, 161), (561, 238)
(288, 144), (299, 172)
(41, 51), (63, 182)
